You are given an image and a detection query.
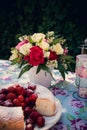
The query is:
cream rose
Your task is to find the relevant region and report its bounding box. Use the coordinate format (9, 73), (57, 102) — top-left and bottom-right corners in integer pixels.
(31, 33), (45, 42)
(37, 41), (49, 51)
(52, 43), (64, 55)
(19, 43), (32, 55)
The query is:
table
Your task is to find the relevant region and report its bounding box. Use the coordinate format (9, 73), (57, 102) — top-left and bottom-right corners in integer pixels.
(0, 60), (87, 130)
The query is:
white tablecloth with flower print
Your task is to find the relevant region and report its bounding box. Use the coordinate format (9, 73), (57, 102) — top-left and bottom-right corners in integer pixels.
(0, 59), (87, 130)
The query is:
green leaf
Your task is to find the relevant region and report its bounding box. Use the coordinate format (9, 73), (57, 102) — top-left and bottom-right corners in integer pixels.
(36, 66), (41, 74)
(36, 64), (50, 74)
(18, 65), (32, 78)
(29, 36), (35, 44)
(79, 108), (85, 113)
(57, 62), (67, 79)
(67, 113), (75, 121)
(18, 60), (27, 68)
(10, 58), (20, 65)
(53, 37), (66, 45)
(62, 55), (75, 63)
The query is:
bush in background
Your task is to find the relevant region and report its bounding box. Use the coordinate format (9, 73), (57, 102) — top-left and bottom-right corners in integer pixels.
(0, 0), (87, 59)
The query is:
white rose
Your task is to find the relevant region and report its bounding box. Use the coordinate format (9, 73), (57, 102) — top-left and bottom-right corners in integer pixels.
(19, 43), (32, 55)
(44, 51), (50, 58)
(9, 53), (18, 61)
(19, 35), (28, 41)
(9, 50), (18, 60)
(37, 41), (49, 50)
(53, 43), (63, 55)
(47, 31), (54, 36)
(31, 33), (45, 42)
(46, 60), (58, 68)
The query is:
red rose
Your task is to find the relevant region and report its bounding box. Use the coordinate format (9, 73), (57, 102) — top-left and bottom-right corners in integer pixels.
(24, 46), (44, 66)
(49, 51), (58, 60)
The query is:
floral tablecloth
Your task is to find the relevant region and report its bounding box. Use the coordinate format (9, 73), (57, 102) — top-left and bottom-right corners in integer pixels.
(0, 60), (87, 130)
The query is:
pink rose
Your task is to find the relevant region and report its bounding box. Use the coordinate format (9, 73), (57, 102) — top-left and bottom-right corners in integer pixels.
(24, 46), (44, 66)
(64, 48), (68, 54)
(16, 40), (28, 50)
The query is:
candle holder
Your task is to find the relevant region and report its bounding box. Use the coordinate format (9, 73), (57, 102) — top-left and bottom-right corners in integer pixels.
(79, 38), (87, 54)
(73, 54), (87, 101)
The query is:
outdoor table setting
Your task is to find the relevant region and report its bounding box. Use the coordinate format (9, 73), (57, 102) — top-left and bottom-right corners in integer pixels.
(0, 59), (87, 130)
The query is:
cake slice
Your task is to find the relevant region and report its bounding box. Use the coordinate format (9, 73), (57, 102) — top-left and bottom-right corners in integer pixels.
(0, 106), (24, 130)
(35, 85), (56, 116)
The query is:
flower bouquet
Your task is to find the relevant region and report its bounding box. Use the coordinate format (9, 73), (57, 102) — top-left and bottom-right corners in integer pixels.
(9, 31), (74, 80)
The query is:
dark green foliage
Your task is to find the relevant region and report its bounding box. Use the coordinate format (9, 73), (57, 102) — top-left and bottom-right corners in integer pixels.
(0, 0), (87, 60)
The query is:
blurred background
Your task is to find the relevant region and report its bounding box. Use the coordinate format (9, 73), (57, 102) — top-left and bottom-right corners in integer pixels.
(0, 0), (87, 59)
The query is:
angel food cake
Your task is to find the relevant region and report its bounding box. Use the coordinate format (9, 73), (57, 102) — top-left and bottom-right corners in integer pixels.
(35, 85), (56, 116)
(0, 106), (24, 130)
(0, 83), (56, 130)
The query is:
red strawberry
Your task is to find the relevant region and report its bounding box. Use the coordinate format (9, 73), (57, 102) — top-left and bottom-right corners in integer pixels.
(0, 88), (8, 94)
(25, 97), (30, 105)
(29, 94), (37, 102)
(25, 124), (34, 130)
(28, 85), (36, 91)
(24, 89), (34, 97)
(26, 118), (34, 125)
(21, 102), (26, 109)
(16, 87), (25, 96)
(15, 84), (21, 88)
(13, 98), (21, 106)
(0, 94), (6, 101)
(7, 86), (16, 93)
(24, 106), (32, 117)
(37, 116), (45, 128)
(6, 93), (17, 101)
(29, 110), (41, 122)
(18, 95), (24, 102)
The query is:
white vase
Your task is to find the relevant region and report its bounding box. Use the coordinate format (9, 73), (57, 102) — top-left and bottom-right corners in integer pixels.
(28, 66), (52, 87)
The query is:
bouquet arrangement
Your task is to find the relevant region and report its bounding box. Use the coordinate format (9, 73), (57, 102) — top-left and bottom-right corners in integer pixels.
(9, 31), (74, 79)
